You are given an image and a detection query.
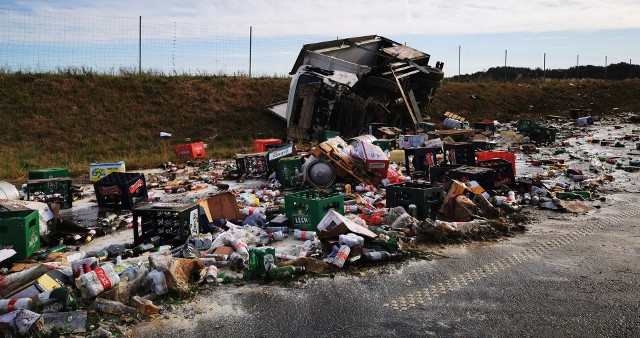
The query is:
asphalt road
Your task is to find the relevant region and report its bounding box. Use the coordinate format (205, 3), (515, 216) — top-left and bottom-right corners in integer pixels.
(133, 192), (640, 337)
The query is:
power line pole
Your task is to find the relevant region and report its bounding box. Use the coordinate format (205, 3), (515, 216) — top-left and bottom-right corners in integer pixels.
(249, 26), (252, 78)
(543, 52), (546, 79)
(458, 45), (461, 81)
(605, 55), (608, 79)
(576, 55), (579, 79)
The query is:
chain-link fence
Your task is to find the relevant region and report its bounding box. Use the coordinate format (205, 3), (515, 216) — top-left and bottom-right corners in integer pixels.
(0, 8), (636, 78)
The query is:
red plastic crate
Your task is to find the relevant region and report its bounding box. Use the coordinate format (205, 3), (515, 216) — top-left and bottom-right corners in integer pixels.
(476, 151), (516, 175)
(175, 142), (206, 159)
(254, 139), (282, 152)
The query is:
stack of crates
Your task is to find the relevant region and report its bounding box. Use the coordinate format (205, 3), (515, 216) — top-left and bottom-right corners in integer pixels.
(277, 155), (304, 188)
(443, 142), (476, 165)
(94, 173), (147, 209)
(132, 202), (200, 245)
(0, 210), (40, 260)
(429, 164), (462, 186)
(478, 159), (515, 188)
(27, 168), (72, 209)
(386, 182), (444, 220)
(285, 190), (344, 232)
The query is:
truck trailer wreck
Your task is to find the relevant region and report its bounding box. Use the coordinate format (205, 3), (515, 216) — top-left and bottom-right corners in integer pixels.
(268, 35), (445, 140)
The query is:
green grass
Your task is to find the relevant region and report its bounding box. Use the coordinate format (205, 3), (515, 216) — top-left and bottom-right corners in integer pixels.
(1, 72), (639, 181)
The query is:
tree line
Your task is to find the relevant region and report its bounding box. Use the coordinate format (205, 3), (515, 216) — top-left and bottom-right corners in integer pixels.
(451, 62), (640, 82)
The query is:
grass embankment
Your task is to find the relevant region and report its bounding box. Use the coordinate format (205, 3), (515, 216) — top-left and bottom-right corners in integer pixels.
(1, 72), (640, 181)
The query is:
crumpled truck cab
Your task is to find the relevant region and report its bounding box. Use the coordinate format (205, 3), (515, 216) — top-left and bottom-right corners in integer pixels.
(267, 35), (444, 140)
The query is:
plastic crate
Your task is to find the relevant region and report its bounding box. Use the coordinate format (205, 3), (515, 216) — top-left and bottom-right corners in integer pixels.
(0, 210), (40, 260)
(235, 152), (269, 178)
(277, 155), (304, 188)
(446, 166), (495, 191)
(516, 120), (539, 132)
(528, 126), (557, 143)
(319, 130), (340, 142)
(26, 177), (73, 209)
(28, 168), (69, 180)
(478, 159), (515, 188)
(284, 190), (344, 232)
(254, 139), (282, 152)
(372, 139), (393, 152)
(386, 182), (444, 220)
(404, 147), (442, 176)
(94, 173), (147, 209)
(429, 165), (462, 186)
(89, 161), (126, 183)
(476, 151), (516, 175)
(175, 142), (206, 159)
(132, 202), (200, 245)
(443, 142), (476, 165)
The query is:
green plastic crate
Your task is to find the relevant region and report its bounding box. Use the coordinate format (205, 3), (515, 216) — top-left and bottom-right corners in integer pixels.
(372, 139), (393, 152)
(0, 210), (40, 260)
(319, 130), (340, 142)
(277, 155), (304, 188)
(28, 168), (69, 180)
(284, 190), (344, 232)
(26, 177), (73, 209)
(246, 246), (276, 279)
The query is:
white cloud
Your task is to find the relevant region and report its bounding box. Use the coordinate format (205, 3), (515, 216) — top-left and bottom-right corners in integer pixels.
(8, 0), (640, 37)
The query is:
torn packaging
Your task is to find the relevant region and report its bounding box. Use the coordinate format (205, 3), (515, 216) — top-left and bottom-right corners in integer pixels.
(317, 209), (376, 239)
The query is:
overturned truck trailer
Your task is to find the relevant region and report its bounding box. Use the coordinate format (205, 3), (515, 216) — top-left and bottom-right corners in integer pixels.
(267, 35), (444, 140)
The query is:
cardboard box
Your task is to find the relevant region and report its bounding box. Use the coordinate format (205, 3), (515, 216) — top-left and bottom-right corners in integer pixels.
(398, 134), (429, 149)
(89, 161), (126, 183)
(443, 180), (490, 204)
(317, 209), (376, 239)
(349, 141), (389, 180)
(199, 192), (244, 222)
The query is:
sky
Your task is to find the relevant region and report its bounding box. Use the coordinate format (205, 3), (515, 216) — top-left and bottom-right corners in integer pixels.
(1, 0), (639, 76)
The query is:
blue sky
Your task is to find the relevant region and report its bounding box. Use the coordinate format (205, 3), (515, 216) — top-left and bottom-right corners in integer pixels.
(1, 0), (638, 76)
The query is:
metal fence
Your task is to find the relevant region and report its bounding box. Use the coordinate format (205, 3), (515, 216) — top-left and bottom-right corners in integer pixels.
(0, 8), (635, 77)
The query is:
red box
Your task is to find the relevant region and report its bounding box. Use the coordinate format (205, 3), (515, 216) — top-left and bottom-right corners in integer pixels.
(254, 139), (282, 152)
(175, 142), (206, 159)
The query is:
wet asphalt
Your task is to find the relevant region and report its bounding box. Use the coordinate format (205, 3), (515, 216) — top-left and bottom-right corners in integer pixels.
(132, 193), (640, 337)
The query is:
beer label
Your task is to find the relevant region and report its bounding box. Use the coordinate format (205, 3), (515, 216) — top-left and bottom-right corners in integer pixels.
(336, 251), (348, 261)
(99, 185), (122, 196)
(7, 298), (18, 311)
(129, 179), (144, 193)
(94, 267), (112, 290)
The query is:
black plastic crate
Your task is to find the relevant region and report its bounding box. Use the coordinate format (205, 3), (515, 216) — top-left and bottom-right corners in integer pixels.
(386, 182), (443, 220)
(478, 159), (515, 188)
(235, 152), (269, 178)
(132, 202), (200, 245)
(26, 177), (73, 209)
(403, 147), (442, 176)
(446, 166), (495, 192)
(94, 173), (147, 209)
(443, 142), (476, 165)
(429, 164), (462, 186)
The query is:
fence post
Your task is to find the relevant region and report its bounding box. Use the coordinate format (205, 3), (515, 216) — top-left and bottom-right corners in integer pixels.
(504, 50), (507, 83)
(249, 26), (252, 78)
(139, 16), (142, 74)
(458, 45), (461, 81)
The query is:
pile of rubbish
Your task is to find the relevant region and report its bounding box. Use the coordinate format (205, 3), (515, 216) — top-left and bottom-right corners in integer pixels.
(1, 108), (639, 336)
